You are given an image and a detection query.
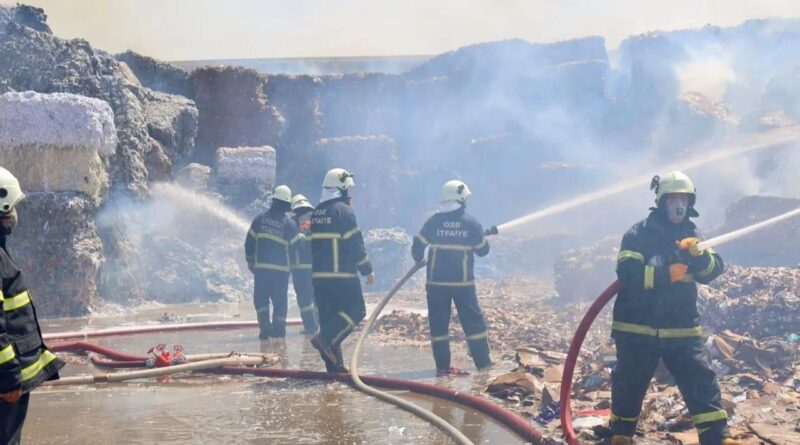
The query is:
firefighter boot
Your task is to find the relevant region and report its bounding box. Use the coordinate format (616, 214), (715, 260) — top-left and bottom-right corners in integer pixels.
(256, 309), (272, 340)
(611, 435), (634, 445)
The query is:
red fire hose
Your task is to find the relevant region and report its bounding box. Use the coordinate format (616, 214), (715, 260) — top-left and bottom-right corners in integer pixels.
(559, 281), (620, 445)
(42, 320), (303, 342)
(50, 341), (544, 444)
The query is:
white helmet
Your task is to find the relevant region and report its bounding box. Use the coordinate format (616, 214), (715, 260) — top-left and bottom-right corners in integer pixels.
(441, 179), (471, 203)
(323, 168), (355, 191)
(291, 194), (313, 211)
(272, 185), (292, 203)
(0, 167), (25, 213)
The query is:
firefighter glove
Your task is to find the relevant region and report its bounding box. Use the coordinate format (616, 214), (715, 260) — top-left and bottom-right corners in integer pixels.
(677, 237), (704, 256)
(669, 263), (689, 283)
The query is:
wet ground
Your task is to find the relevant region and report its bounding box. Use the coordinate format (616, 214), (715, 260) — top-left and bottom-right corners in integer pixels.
(28, 299), (529, 445)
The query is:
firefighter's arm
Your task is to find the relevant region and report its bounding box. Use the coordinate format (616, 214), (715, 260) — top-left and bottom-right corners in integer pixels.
(473, 221), (490, 257)
(616, 233), (671, 291)
(342, 208), (373, 277)
(244, 219), (257, 270)
(0, 266), (23, 395)
(689, 248), (724, 284)
(411, 220), (431, 264)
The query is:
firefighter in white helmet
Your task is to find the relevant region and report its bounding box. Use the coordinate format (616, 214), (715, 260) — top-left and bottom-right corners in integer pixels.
(411, 179), (492, 375)
(245, 185), (298, 339)
(610, 171), (738, 445)
(0, 167), (65, 443)
(309, 168), (374, 373)
(289, 194), (319, 333)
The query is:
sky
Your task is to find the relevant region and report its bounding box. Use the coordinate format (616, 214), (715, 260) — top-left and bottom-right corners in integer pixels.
(11, 0), (800, 61)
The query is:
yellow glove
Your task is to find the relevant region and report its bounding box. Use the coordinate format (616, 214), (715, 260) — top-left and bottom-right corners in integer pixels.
(669, 263), (689, 283)
(677, 237), (703, 256)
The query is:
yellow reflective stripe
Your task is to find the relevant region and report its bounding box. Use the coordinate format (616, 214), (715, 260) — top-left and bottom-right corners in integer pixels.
(430, 335), (449, 342)
(0, 344), (15, 365)
(427, 281), (476, 287)
(256, 306), (269, 314)
(290, 234), (305, 245)
(291, 264), (312, 270)
(255, 264), (291, 272)
(466, 331), (488, 341)
(415, 234), (429, 245)
(617, 250), (644, 263)
(3, 291), (31, 312)
(0, 289), (4, 302)
(342, 227), (360, 240)
(273, 316), (286, 321)
(612, 321), (657, 336)
(692, 409), (727, 425)
(462, 251), (468, 282)
(474, 238), (488, 250)
(659, 326), (703, 338)
(300, 304), (316, 313)
(610, 412), (639, 423)
(644, 265), (655, 290)
(312, 272), (358, 279)
(21, 350), (57, 382)
(255, 233), (289, 245)
(613, 321), (702, 338)
(357, 256), (370, 266)
(430, 248), (438, 280)
(332, 238), (340, 273)
(429, 244), (472, 251)
(248, 228), (256, 238)
(311, 232), (341, 240)
(698, 255), (716, 278)
(338, 311), (355, 328)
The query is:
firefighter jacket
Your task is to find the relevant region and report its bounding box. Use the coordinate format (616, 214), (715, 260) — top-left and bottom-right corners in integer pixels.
(411, 207), (490, 287)
(245, 208), (299, 273)
(0, 236), (64, 394)
(613, 210), (724, 345)
(310, 198), (372, 280)
(291, 210), (313, 271)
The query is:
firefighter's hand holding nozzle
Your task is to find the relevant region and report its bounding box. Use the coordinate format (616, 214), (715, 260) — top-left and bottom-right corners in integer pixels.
(366, 273), (375, 286)
(677, 237), (704, 256)
(669, 263), (689, 283)
(484, 225), (499, 237)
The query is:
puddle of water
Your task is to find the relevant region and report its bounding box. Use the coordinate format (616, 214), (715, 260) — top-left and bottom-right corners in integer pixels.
(30, 302), (526, 444)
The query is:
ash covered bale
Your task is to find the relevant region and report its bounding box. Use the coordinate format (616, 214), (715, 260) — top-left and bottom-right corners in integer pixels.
(554, 237), (618, 303)
(214, 146), (276, 209)
(9, 192), (102, 317)
(139, 89), (198, 163)
(115, 50), (194, 98)
(488, 233), (576, 279)
(0, 91), (116, 202)
(191, 67), (284, 164)
(713, 196), (800, 267)
(314, 135), (398, 229)
(364, 227), (414, 291)
(175, 163), (211, 191)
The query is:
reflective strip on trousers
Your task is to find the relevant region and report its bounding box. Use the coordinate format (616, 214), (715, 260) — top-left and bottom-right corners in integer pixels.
(300, 304), (316, 313)
(331, 312), (356, 345)
(3, 291), (31, 312)
(692, 409), (727, 425)
(430, 335), (449, 343)
(466, 331), (488, 341)
(612, 321), (703, 338)
(427, 281), (475, 287)
(21, 350), (57, 382)
(0, 344), (15, 365)
(610, 412), (639, 423)
(312, 272), (358, 279)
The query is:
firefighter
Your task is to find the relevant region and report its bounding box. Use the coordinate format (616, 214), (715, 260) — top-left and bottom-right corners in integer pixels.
(411, 179), (492, 376)
(245, 185), (298, 339)
(610, 171), (740, 445)
(289, 194), (319, 334)
(309, 168), (374, 373)
(0, 167), (65, 444)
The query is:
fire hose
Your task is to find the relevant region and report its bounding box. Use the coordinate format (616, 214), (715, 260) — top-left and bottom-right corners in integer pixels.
(47, 340), (544, 444)
(559, 207), (800, 445)
(349, 260), (474, 445)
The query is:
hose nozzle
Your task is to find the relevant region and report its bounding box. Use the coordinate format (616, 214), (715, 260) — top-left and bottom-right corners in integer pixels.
(484, 225), (499, 236)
